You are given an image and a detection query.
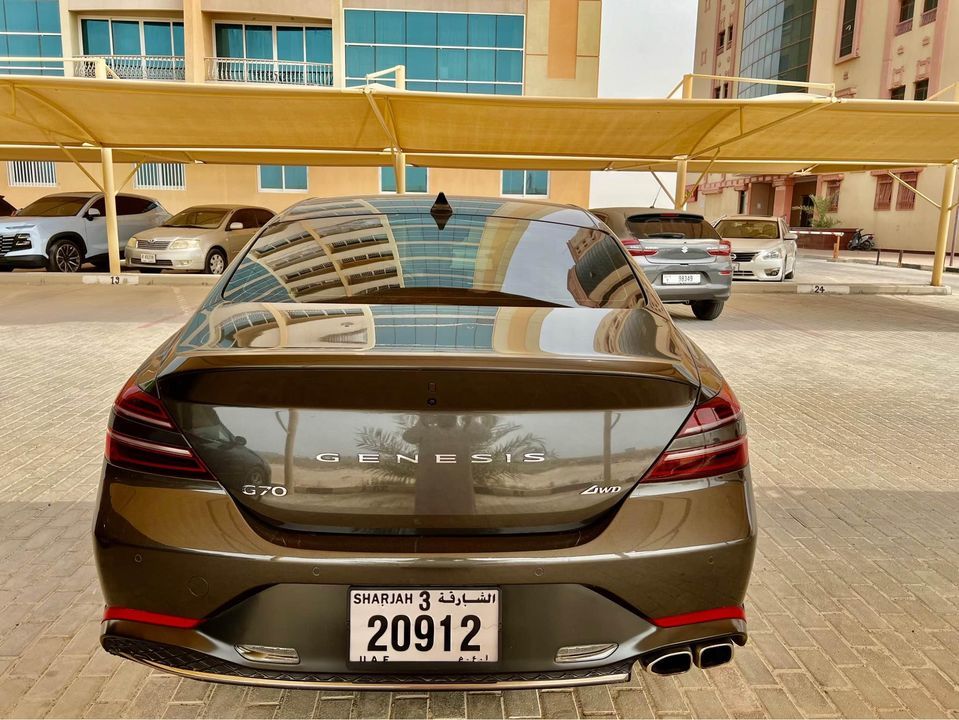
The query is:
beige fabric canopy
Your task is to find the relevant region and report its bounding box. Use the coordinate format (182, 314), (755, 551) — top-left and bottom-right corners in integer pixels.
(0, 77), (956, 169)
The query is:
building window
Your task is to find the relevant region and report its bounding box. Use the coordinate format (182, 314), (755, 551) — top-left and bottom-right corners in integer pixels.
(874, 176), (893, 210)
(717, 30), (725, 52)
(8, 160), (56, 186)
(344, 10), (524, 94)
(380, 166), (429, 193)
(839, 0), (858, 57)
(896, 171), (919, 210)
(921, 0), (938, 23)
(213, 23), (333, 85)
(135, 163), (185, 190)
(825, 180), (841, 211)
(502, 170), (548, 197)
(890, 85), (906, 100)
(915, 79), (929, 100)
(713, 85), (722, 99)
(727, 25), (734, 48)
(259, 165), (308, 192)
(0, 0), (63, 76)
(738, 0), (816, 98)
(899, 0), (915, 22)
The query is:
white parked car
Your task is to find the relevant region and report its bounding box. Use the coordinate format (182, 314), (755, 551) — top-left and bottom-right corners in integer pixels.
(126, 205), (274, 274)
(714, 215), (798, 282)
(0, 192), (169, 272)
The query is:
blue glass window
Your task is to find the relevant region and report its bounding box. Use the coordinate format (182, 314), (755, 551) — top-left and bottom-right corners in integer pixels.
(375, 10), (405, 44)
(345, 10), (374, 43)
(111, 21), (141, 55)
(6, 0), (39, 32)
(406, 13), (436, 45)
(345, 10), (524, 93)
(245, 25), (272, 59)
(172, 23), (184, 55)
(381, 166), (429, 193)
(277, 27), (304, 61)
(260, 165), (308, 192)
(306, 27), (332, 63)
(143, 22), (173, 56)
(215, 24), (243, 58)
(82, 19), (111, 55)
(37, 0), (59, 33)
(502, 170), (548, 196)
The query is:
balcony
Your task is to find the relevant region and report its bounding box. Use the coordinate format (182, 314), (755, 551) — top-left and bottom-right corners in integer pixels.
(74, 55), (185, 81)
(206, 58), (333, 86)
(920, 8), (938, 25)
(895, 18), (914, 35)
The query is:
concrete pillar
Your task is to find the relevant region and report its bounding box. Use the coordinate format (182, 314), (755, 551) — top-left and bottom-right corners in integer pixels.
(101, 148), (121, 276)
(331, 0), (346, 89)
(182, 0), (206, 84)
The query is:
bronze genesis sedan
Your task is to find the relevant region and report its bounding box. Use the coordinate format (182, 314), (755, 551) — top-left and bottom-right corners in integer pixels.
(95, 194), (756, 690)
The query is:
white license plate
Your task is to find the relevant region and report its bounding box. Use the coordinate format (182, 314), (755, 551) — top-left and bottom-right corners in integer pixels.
(349, 588), (499, 663)
(733, 263), (741, 272)
(662, 273), (701, 285)
(139, 252), (156, 264)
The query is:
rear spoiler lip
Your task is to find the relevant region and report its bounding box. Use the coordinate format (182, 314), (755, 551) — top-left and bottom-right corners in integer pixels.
(161, 351), (699, 387)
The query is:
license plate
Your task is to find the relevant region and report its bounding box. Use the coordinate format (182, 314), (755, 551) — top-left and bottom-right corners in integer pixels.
(733, 263), (741, 272)
(349, 588), (499, 663)
(662, 273), (701, 285)
(139, 252), (156, 264)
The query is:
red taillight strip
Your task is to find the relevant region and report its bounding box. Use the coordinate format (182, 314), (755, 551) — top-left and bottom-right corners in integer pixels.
(662, 437), (746, 461)
(651, 606), (746, 628)
(107, 430), (194, 457)
(115, 405), (174, 429)
(103, 607), (203, 628)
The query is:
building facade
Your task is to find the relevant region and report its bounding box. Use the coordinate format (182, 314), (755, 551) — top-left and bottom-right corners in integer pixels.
(690, 0), (956, 252)
(0, 0), (601, 213)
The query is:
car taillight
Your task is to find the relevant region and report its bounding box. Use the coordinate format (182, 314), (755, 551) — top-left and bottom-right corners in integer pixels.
(642, 384), (747, 483)
(105, 375), (212, 479)
(621, 238), (658, 257)
(707, 240), (732, 257)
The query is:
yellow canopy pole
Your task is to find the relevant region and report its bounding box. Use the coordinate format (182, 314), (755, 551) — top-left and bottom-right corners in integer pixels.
(674, 158), (688, 210)
(932, 161), (957, 287)
(100, 147), (121, 275)
(394, 150), (406, 194)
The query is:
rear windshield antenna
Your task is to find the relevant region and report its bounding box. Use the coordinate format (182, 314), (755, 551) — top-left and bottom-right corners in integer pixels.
(430, 192), (453, 230)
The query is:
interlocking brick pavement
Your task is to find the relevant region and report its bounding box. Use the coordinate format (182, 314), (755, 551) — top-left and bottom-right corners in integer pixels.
(1, 283), (958, 719)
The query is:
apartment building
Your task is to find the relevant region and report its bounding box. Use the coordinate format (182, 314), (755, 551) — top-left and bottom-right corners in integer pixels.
(0, 0), (601, 212)
(690, 0), (956, 252)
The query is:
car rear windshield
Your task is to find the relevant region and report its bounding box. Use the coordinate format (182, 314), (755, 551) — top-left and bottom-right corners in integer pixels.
(626, 214), (721, 240)
(18, 196), (89, 217)
(165, 208), (228, 229)
(222, 212), (645, 309)
(715, 219), (779, 240)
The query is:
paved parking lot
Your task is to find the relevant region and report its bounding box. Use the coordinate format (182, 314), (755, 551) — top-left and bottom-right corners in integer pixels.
(1, 282), (958, 719)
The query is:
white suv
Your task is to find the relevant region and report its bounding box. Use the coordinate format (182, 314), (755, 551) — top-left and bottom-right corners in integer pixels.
(0, 192), (170, 272)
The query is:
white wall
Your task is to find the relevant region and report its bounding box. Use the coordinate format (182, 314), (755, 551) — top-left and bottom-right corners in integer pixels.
(589, 0), (697, 209)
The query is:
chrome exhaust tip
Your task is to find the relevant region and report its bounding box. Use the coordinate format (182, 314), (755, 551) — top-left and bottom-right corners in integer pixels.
(643, 647), (693, 676)
(695, 640), (734, 669)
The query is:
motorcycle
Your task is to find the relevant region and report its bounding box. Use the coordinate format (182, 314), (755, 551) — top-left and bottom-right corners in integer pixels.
(848, 229), (875, 251)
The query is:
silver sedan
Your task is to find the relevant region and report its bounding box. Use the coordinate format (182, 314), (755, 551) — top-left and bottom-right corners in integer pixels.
(125, 205), (274, 274)
(591, 207), (733, 320)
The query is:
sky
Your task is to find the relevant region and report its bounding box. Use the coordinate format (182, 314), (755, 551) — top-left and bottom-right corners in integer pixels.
(588, 1), (698, 209)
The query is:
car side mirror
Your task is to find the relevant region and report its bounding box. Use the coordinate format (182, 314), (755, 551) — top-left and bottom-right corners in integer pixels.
(228, 221), (244, 230)
(784, 232), (798, 241)
(86, 208), (102, 220)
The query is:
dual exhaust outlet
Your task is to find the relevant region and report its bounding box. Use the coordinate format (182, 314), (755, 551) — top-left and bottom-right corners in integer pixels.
(642, 639), (735, 676)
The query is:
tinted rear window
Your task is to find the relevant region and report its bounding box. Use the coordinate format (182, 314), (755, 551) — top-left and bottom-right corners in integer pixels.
(715, 219), (780, 240)
(223, 212), (645, 309)
(627, 215), (721, 240)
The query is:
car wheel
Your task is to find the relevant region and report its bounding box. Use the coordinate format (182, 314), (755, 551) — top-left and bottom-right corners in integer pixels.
(205, 248), (227, 275)
(691, 300), (724, 321)
(47, 239), (84, 273)
(0, 266), (12, 272)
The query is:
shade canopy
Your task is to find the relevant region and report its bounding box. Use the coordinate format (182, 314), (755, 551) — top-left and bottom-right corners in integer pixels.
(0, 76), (957, 171)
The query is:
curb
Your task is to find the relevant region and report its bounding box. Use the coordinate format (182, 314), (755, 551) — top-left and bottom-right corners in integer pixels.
(825, 257), (959, 274)
(0, 272), (218, 287)
(733, 282), (950, 295)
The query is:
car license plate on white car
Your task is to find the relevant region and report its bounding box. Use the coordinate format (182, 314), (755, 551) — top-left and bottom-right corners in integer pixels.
(349, 588), (499, 663)
(139, 252), (156, 264)
(662, 273), (701, 285)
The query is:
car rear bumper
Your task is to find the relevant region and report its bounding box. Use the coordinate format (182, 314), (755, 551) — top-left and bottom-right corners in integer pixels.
(95, 464), (756, 688)
(642, 265), (732, 302)
(126, 248), (206, 272)
(0, 253), (46, 268)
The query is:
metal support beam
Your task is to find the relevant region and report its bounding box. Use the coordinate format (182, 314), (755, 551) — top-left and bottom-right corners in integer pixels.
(100, 147), (121, 276)
(394, 150), (406, 194)
(649, 171), (676, 206)
(674, 158), (688, 210)
(932, 161), (957, 287)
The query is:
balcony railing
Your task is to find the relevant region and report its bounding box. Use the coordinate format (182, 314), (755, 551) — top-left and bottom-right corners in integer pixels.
(895, 18), (914, 35)
(75, 55), (185, 81)
(920, 8), (938, 25)
(206, 57), (333, 86)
